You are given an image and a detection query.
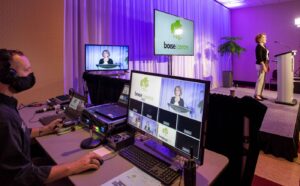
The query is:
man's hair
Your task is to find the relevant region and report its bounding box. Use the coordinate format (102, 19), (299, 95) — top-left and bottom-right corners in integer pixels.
(255, 33), (266, 43)
(0, 49), (12, 72)
(0, 49), (24, 83)
(0, 49), (24, 72)
(9, 49), (24, 57)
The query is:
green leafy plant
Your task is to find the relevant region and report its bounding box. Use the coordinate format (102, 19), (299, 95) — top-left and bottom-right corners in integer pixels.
(218, 36), (246, 87)
(218, 36), (246, 56)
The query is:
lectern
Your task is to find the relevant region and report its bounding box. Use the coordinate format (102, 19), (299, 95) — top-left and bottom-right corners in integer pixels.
(275, 50), (297, 105)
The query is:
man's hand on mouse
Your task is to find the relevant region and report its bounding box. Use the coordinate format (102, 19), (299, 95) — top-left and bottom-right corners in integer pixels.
(68, 152), (103, 175)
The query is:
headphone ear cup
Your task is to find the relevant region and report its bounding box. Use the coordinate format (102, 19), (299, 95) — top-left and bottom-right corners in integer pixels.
(2, 68), (17, 85)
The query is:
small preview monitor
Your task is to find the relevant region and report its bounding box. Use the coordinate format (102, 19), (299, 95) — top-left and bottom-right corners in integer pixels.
(85, 44), (129, 71)
(127, 70), (210, 165)
(154, 10), (194, 56)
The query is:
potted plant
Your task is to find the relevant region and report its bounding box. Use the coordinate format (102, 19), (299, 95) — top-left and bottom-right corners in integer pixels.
(218, 36), (246, 87)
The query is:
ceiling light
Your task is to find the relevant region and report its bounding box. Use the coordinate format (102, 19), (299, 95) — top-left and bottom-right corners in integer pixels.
(295, 17), (300, 27)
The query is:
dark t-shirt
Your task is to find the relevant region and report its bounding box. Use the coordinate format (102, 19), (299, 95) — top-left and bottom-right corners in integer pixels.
(0, 93), (51, 186)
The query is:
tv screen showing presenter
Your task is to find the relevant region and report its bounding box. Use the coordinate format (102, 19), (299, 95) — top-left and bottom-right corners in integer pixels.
(85, 44), (129, 71)
(159, 78), (205, 122)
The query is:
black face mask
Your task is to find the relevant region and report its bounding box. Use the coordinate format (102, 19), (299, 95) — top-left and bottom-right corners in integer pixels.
(11, 73), (36, 93)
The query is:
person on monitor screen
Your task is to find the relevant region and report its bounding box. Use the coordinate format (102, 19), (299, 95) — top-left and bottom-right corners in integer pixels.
(170, 85), (184, 107)
(0, 49), (103, 186)
(99, 49), (113, 65)
(254, 33), (269, 101)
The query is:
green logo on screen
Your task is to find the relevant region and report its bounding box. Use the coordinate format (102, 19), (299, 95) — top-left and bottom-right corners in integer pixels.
(162, 127), (168, 135)
(171, 20), (183, 40)
(140, 77), (149, 91)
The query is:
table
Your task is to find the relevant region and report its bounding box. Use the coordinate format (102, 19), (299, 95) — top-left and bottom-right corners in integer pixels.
(21, 106), (228, 186)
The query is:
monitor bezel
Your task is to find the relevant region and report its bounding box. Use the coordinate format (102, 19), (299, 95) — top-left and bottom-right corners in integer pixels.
(84, 44), (129, 71)
(154, 9), (195, 56)
(127, 70), (210, 165)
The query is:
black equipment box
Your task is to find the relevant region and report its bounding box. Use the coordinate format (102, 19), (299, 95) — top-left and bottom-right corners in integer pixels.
(80, 105), (127, 137)
(106, 131), (134, 151)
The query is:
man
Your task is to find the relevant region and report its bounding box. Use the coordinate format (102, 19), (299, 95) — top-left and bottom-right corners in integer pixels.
(0, 49), (103, 186)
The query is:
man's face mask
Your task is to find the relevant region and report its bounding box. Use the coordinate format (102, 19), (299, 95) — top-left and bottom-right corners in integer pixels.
(11, 73), (36, 93)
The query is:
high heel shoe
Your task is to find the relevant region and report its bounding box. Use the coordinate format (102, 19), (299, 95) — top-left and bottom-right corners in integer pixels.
(254, 95), (263, 101)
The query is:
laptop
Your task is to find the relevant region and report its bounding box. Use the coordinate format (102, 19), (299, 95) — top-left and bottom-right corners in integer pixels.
(95, 84), (129, 120)
(39, 92), (87, 125)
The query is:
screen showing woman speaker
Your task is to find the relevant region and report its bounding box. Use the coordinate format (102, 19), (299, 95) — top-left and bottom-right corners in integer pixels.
(85, 44), (129, 71)
(127, 71), (209, 164)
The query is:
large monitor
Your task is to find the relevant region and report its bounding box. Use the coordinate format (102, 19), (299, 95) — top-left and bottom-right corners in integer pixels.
(127, 70), (209, 164)
(85, 44), (129, 71)
(154, 10), (194, 56)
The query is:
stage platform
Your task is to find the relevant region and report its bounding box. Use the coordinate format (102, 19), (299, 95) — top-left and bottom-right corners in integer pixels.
(211, 87), (300, 161)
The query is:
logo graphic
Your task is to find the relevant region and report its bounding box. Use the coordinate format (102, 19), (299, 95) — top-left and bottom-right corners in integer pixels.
(162, 127), (168, 135)
(140, 77), (149, 91)
(171, 20), (183, 40)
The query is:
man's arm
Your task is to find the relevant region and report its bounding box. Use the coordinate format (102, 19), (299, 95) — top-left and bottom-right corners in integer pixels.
(0, 121), (51, 185)
(45, 152), (102, 183)
(30, 119), (62, 138)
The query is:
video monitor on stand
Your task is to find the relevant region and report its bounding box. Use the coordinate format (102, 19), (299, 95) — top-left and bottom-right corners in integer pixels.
(85, 44), (129, 76)
(127, 70), (210, 165)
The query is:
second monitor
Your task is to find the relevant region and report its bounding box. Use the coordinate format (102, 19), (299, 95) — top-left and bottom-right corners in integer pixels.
(127, 70), (210, 165)
(85, 44), (129, 71)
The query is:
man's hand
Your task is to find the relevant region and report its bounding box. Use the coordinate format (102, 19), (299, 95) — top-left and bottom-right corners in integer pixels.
(45, 152), (103, 183)
(69, 152), (103, 175)
(41, 119), (63, 136)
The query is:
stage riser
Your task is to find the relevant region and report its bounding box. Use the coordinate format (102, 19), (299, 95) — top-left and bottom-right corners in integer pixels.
(233, 80), (300, 93)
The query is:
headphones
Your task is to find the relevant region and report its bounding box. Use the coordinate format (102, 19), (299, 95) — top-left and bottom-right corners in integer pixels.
(0, 49), (17, 85)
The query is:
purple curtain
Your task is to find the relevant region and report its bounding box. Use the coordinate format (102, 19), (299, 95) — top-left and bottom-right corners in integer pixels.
(64, 0), (230, 93)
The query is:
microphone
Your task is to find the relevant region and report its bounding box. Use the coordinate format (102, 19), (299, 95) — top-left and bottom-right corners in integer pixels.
(273, 40), (291, 50)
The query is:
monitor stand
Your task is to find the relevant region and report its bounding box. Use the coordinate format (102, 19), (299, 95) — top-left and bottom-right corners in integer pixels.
(80, 129), (103, 149)
(144, 139), (177, 161)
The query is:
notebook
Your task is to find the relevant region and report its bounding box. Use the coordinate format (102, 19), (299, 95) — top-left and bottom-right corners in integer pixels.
(95, 84), (129, 120)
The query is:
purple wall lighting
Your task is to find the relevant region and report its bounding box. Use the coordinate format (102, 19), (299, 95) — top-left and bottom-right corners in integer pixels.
(231, 1), (300, 83)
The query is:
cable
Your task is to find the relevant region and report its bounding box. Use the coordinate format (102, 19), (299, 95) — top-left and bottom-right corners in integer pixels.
(29, 112), (39, 123)
(18, 102), (45, 111)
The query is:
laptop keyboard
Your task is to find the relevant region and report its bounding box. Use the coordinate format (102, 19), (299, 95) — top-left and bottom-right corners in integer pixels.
(39, 113), (74, 125)
(95, 104), (127, 119)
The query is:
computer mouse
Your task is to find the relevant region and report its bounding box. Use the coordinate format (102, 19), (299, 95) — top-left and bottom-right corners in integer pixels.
(59, 117), (66, 123)
(98, 158), (104, 165)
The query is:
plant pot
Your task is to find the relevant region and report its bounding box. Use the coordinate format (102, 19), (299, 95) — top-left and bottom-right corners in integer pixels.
(222, 71), (233, 88)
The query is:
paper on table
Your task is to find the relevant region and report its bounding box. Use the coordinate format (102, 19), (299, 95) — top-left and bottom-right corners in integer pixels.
(101, 167), (162, 186)
(93, 146), (113, 157)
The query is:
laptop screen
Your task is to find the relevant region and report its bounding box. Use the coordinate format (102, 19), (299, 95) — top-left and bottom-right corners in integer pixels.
(118, 84), (130, 105)
(67, 92), (87, 115)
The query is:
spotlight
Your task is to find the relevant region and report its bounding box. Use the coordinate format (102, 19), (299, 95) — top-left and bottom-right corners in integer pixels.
(295, 17), (300, 28)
